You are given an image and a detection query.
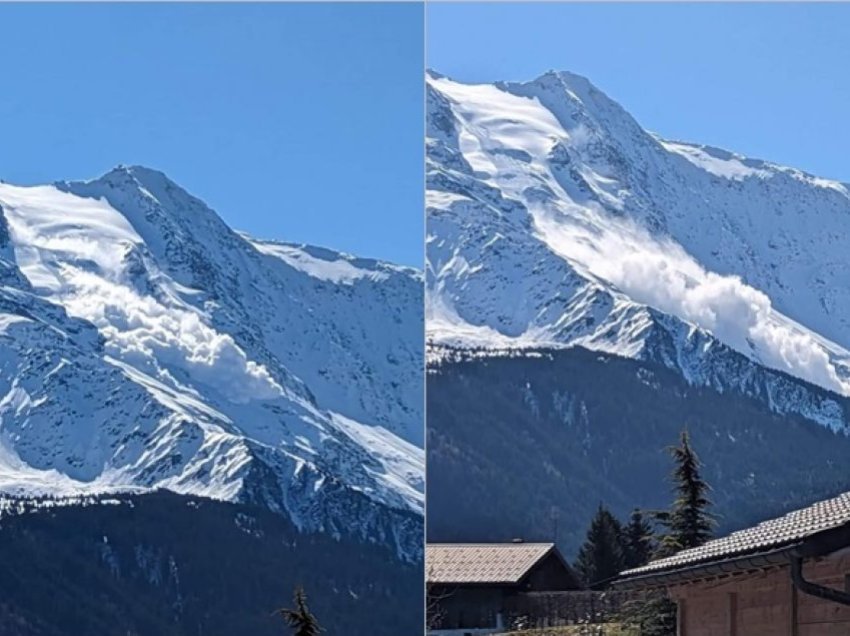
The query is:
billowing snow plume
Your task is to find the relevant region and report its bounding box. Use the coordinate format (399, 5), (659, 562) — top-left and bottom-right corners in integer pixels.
(0, 183), (282, 404)
(63, 272), (284, 403)
(536, 213), (850, 396)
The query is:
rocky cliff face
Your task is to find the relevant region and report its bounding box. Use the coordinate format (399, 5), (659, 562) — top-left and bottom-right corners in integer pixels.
(0, 166), (423, 560)
(427, 70), (850, 433)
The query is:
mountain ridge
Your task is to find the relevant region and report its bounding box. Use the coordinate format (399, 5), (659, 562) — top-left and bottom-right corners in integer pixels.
(0, 166), (423, 560)
(426, 68), (850, 432)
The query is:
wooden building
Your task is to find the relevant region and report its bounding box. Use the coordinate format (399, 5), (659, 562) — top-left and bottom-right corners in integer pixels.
(615, 492), (850, 635)
(427, 542), (582, 634)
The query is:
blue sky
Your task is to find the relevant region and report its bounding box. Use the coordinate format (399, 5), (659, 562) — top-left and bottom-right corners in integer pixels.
(428, 3), (850, 183)
(0, 3), (423, 266)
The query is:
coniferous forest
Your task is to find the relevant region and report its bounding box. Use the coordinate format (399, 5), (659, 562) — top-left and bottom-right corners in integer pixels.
(0, 491), (422, 636)
(427, 345), (850, 557)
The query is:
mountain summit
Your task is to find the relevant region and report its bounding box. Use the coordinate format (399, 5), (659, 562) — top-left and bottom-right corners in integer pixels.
(427, 70), (850, 432)
(0, 167), (423, 559)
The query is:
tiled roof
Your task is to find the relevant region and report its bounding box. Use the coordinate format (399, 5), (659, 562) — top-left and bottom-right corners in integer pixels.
(620, 491), (850, 580)
(427, 543), (556, 584)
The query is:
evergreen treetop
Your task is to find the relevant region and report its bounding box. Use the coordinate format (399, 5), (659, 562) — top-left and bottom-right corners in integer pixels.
(574, 504), (625, 588)
(622, 509), (654, 570)
(278, 586), (322, 636)
(659, 430), (715, 554)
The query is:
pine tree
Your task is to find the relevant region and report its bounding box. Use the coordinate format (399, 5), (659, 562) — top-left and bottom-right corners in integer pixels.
(278, 586), (322, 636)
(622, 509), (654, 569)
(620, 432), (714, 636)
(658, 430), (714, 554)
(574, 504), (625, 588)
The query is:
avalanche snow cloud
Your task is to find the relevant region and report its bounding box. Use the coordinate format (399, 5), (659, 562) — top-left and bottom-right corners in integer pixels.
(0, 182), (284, 404)
(427, 70), (850, 401)
(0, 167), (424, 559)
(536, 213), (850, 397)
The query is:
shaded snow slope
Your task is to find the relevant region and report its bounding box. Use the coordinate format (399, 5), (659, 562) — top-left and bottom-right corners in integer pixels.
(427, 70), (850, 431)
(0, 167), (423, 559)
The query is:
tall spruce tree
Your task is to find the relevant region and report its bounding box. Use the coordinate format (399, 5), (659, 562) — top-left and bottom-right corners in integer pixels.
(622, 509), (654, 570)
(659, 430), (715, 554)
(574, 504), (625, 588)
(621, 432), (714, 636)
(278, 586), (322, 636)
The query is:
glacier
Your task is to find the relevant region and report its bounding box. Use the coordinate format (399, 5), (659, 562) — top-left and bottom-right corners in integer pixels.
(427, 70), (850, 432)
(0, 165), (423, 559)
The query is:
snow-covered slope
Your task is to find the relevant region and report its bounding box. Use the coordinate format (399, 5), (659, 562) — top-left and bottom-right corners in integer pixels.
(0, 166), (423, 559)
(427, 70), (850, 431)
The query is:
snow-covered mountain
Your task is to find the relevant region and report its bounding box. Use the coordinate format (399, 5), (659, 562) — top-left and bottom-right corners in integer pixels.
(426, 70), (850, 432)
(0, 166), (423, 559)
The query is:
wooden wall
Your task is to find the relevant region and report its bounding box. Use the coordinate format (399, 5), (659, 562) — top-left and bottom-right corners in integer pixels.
(430, 585), (507, 629)
(524, 552), (582, 591)
(668, 550), (850, 635)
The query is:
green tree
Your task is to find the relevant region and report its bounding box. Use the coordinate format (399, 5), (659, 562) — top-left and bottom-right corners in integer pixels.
(621, 509), (654, 570)
(278, 586), (322, 636)
(620, 432), (714, 636)
(658, 430), (714, 554)
(574, 504), (624, 588)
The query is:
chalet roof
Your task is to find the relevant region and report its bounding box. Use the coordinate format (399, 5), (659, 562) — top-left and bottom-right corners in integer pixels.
(617, 491), (850, 587)
(426, 542), (558, 585)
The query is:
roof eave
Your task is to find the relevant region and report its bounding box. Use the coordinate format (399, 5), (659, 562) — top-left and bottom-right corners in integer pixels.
(428, 580), (521, 587)
(614, 520), (850, 590)
(613, 544), (800, 590)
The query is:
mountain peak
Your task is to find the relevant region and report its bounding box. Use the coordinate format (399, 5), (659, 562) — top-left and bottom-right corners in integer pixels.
(0, 167), (424, 559)
(54, 164), (235, 258)
(61, 164), (197, 211)
(56, 164), (166, 194)
(532, 68), (596, 90)
(427, 68), (850, 404)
